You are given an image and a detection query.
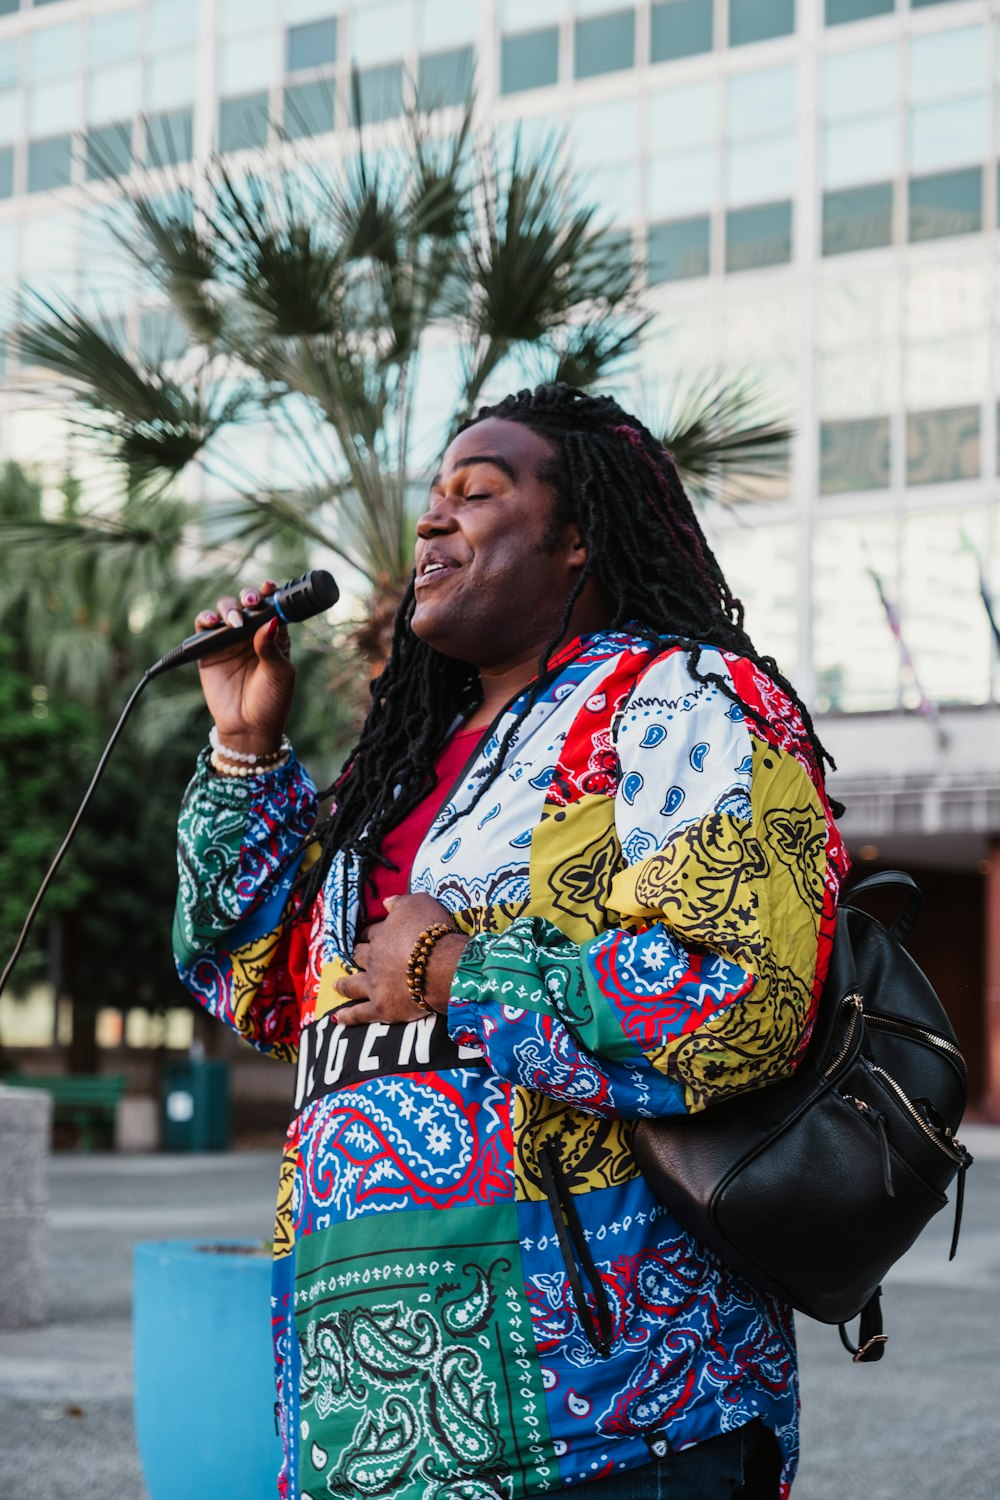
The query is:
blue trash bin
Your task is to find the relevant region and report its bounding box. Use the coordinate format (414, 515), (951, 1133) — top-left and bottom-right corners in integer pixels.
(133, 1239), (282, 1500)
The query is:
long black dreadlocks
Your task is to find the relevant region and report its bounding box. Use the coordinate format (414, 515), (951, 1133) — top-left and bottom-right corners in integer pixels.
(299, 383), (832, 930)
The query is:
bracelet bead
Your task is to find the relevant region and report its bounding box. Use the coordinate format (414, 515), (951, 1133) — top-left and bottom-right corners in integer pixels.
(405, 922), (457, 1015)
(209, 747), (291, 779)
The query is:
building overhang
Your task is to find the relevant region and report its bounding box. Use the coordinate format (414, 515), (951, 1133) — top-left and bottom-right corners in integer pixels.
(820, 707), (1000, 871)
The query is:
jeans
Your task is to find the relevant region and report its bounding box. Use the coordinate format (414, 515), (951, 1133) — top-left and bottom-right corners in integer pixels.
(556, 1421), (778, 1499)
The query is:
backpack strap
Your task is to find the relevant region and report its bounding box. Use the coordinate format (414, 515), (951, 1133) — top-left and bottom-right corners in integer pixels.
(841, 870), (922, 947)
(838, 1288), (888, 1363)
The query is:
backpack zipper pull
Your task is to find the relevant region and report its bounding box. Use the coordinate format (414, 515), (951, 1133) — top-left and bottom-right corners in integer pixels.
(949, 1147), (973, 1261)
(848, 1095), (894, 1197)
(873, 1110), (894, 1198)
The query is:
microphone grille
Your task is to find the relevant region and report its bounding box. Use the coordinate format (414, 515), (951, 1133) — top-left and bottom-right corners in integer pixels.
(278, 569), (340, 622)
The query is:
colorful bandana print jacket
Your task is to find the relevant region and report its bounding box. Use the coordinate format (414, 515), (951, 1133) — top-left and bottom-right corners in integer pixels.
(174, 632), (849, 1500)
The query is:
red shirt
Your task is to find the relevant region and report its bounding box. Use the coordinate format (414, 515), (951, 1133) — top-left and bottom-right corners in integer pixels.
(364, 723), (484, 925)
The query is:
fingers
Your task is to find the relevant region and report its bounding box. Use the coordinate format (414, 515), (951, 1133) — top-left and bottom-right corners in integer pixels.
(256, 615), (292, 664)
(215, 594), (244, 629)
(335, 971), (368, 1004)
(333, 999), (379, 1028)
(194, 581), (278, 632)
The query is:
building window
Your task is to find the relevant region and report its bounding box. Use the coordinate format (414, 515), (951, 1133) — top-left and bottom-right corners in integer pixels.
(0, 144), (12, 198)
(909, 95), (987, 177)
(85, 121), (132, 181)
(725, 200), (792, 272)
(648, 216), (710, 282)
(352, 63), (404, 125)
(650, 0), (713, 61)
(729, 0), (795, 47)
(822, 183), (892, 255)
(500, 28), (559, 94)
(145, 109), (193, 167)
(825, 0), (893, 23)
(820, 417), (891, 494)
(574, 11), (635, 79)
(283, 80), (335, 139)
(908, 167), (981, 241)
(906, 407), (980, 485)
(27, 135), (73, 193)
(287, 19), (336, 73)
(219, 93), (269, 153)
(89, 9), (139, 66)
(418, 47), (474, 110)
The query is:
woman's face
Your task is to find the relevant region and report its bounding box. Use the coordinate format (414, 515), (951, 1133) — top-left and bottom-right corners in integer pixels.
(410, 418), (589, 671)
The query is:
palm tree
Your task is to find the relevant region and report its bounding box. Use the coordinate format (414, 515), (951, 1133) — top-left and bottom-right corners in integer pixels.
(12, 98), (787, 675)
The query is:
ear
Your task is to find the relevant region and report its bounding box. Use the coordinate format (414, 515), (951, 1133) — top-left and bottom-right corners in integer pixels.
(564, 523), (588, 570)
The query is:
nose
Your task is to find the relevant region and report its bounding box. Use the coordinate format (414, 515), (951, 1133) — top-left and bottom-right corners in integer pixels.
(416, 493), (458, 539)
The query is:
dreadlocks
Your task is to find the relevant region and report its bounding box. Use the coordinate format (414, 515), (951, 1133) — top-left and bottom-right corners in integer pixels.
(299, 383), (831, 928)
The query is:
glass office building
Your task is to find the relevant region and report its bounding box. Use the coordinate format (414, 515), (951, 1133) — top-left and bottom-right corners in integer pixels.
(0, 0), (998, 1109)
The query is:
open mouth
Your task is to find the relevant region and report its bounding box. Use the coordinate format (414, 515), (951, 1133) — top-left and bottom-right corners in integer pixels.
(415, 556), (461, 588)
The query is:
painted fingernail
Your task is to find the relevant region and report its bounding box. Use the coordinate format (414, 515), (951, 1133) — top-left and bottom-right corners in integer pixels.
(266, 617), (280, 639)
(244, 590), (260, 607)
(227, 609), (243, 628)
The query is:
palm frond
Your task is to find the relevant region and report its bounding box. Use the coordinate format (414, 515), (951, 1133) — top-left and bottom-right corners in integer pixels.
(457, 131), (646, 416)
(207, 164), (345, 340)
(18, 297), (253, 490)
(124, 188), (223, 344)
(654, 375), (792, 503)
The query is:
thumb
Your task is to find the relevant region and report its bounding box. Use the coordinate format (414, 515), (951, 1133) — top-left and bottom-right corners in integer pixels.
(256, 615), (292, 664)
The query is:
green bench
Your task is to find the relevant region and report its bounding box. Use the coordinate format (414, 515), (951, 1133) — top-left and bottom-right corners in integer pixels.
(6, 1074), (127, 1151)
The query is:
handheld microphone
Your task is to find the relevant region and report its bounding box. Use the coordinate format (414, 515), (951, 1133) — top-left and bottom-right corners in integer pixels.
(147, 569), (340, 680)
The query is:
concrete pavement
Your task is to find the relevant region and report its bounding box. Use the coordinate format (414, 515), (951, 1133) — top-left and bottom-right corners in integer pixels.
(0, 1129), (997, 1500)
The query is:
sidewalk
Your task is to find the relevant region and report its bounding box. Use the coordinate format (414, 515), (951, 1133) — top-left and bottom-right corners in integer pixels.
(0, 1130), (997, 1500)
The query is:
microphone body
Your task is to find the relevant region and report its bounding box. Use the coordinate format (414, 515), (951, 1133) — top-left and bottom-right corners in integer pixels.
(148, 569), (340, 680)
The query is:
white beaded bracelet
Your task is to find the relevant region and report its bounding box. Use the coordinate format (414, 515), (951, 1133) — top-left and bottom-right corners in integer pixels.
(209, 725), (291, 765)
(210, 748), (291, 779)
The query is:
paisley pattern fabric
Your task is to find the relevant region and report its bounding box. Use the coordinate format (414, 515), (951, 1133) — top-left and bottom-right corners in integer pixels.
(174, 632), (848, 1500)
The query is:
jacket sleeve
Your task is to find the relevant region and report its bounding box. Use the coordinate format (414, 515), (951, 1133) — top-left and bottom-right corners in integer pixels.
(447, 648), (844, 1117)
(172, 749), (319, 1062)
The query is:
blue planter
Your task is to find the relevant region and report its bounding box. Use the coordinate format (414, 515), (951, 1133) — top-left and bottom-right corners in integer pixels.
(133, 1240), (282, 1500)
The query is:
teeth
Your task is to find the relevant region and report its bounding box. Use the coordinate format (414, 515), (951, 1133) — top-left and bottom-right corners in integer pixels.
(424, 563), (445, 574)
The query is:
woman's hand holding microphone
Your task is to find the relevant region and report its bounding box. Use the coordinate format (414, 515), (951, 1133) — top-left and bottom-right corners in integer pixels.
(194, 581), (296, 767)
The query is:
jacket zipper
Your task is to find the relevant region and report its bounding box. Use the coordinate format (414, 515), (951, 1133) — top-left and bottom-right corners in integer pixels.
(823, 993), (864, 1077)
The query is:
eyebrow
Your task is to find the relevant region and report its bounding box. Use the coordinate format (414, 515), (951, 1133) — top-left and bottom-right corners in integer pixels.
(429, 453), (517, 489)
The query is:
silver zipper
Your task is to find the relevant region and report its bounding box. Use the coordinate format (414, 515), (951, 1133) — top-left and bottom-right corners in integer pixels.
(865, 1062), (967, 1166)
(866, 1011), (966, 1067)
(823, 993), (864, 1077)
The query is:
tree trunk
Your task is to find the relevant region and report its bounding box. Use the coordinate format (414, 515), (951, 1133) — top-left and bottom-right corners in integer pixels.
(62, 916), (99, 1075)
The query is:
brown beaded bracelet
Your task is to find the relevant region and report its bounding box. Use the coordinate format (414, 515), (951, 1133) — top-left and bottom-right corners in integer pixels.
(405, 922), (457, 1016)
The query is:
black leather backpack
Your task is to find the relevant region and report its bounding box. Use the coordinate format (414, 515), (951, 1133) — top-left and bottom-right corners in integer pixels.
(633, 871), (973, 1361)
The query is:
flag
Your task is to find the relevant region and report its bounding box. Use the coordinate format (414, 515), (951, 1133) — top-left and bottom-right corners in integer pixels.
(958, 528), (1000, 655)
(867, 565), (947, 748)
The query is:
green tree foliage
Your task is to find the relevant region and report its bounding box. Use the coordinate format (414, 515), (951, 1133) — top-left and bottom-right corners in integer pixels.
(0, 462), (348, 1068)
